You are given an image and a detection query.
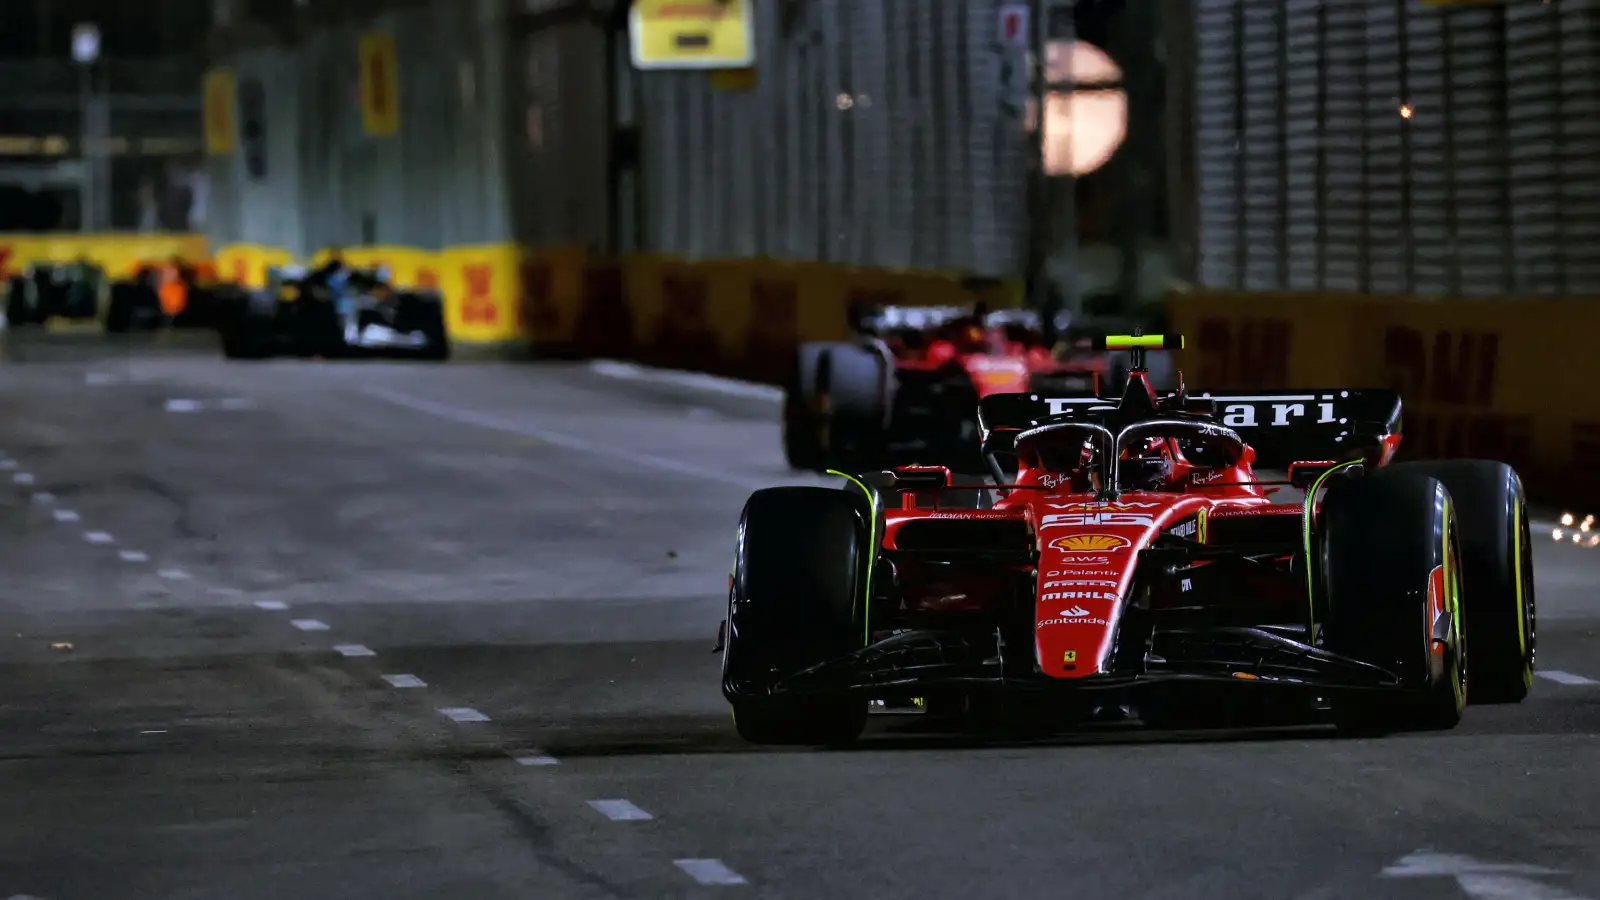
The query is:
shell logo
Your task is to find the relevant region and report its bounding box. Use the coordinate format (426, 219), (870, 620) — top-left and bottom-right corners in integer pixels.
(1051, 533), (1130, 552)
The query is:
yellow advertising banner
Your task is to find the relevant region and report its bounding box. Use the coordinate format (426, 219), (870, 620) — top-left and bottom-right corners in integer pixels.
(358, 32), (401, 137)
(629, 0), (755, 70)
(202, 69), (236, 156)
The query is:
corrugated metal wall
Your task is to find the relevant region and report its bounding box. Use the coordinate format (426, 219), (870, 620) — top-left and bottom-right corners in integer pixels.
(509, 17), (612, 250)
(632, 0), (1030, 277)
(1195, 0), (1600, 298)
(205, 0), (513, 256)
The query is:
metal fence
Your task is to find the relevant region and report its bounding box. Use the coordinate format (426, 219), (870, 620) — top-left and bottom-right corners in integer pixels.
(206, 0), (513, 256)
(630, 0), (1031, 276)
(1194, 0), (1600, 298)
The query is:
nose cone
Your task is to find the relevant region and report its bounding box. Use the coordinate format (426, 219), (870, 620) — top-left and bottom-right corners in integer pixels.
(1034, 533), (1135, 679)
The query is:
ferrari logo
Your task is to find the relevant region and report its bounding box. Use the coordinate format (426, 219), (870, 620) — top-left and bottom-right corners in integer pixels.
(1063, 650), (1077, 663)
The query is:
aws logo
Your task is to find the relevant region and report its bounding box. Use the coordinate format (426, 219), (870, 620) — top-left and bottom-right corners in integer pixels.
(1050, 534), (1130, 553)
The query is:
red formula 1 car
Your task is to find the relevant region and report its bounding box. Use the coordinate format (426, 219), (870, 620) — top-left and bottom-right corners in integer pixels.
(782, 304), (1113, 475)
(722, 333), (1537, 745)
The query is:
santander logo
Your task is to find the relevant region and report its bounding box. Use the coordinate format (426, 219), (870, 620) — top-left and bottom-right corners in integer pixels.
(1059, 605), (1091, 617)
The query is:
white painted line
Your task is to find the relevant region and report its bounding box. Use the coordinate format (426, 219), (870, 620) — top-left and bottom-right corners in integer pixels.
(52, 509), (79, 522)
(164, 399), (203, 412)
(85, 371), (120, 385)
(254, 600), (288, 610)
(217, 397), (255, 410)
(12, 472), (34, 485)
(118, 550), (149, 562)
(333, 644), (376, 657)
(1382, 851), (1585, 899)
(31, 492), (54, 504)
(587, 799), (653, 821)
(438, 707), (490, 723)
(158, 568), (190, 580)
(589, 359), (783, 402)
(361, 387), (766, 489)
(381, 674), (427, 688)
(1537, 670), (1599, 686)
(513, 752), (560, 766)
(83, 531), (114, 544)
(0, 459), (16, 469)
(290, 619), (329, 631)
(674, 859), (748, 886)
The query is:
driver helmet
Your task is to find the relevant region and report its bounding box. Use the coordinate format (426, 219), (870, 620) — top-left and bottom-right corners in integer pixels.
(1121, 438), (1175, 491)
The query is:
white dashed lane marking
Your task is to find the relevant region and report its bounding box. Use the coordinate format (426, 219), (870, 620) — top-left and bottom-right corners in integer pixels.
(52, 509), (79, 522)
(675, 859), (748, 886)
(1537, 670), (1599, 686)
(290, 619), (329, 631)
(333, 644), (376, 657)
(438, 707), (490, 723)
(380, 674), (426, 688)
(0, 459), (15, 469)
(588, 800), (653, 822)
(513, 751), (560, 766)
(158, 568), (189, 580)
(83, 531), (114, 544)
(32, 492), (54, 504)
(118, 550), (149, 562)
(254, 600), (288, 610)
(12, 473), (34, 485)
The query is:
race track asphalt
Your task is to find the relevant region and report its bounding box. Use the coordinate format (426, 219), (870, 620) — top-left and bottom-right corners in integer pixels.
(1, 332), (1597, 900)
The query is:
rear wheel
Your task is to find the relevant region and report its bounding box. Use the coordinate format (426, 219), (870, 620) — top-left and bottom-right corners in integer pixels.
(1388, 460), (1534, 703)
(723, 487), (870, 745)
(1321, 471), (1466, 734)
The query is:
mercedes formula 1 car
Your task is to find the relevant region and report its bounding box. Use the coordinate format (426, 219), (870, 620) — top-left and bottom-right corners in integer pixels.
(220, 260), (449, 360)
(722, 333), (1536, 745)
(782, 303), (1115, 475)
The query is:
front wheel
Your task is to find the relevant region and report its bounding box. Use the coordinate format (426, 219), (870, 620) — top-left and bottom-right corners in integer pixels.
(722, 486), (871, 746)
(1321, 471), (1466, 734)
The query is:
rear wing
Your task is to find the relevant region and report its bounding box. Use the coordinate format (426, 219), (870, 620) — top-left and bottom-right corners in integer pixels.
(977, 389), (1403, 469)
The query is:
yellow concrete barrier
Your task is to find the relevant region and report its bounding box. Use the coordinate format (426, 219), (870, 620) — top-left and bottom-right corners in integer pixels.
(0, 233), (211, 279)
(1169, 289), (1599, 505)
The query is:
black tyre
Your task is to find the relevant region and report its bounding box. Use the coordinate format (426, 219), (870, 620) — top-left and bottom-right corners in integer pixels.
(411, 296), (450, 361)
(220, 295), (275, 360)
(293, 298), (346, 358)
(723, 487), (871, 745)
(817, 344), (893, 470)
(4, 276), (30, 326)
(391, 292), (450, 361)
(781, 344), (828, 472)
(1388, 460), (1534, 704)
(105, 283), (138, 334)
(1321, 470), (1466, 733)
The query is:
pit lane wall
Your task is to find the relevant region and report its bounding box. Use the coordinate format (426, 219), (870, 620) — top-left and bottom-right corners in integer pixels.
(1169, 291), (1600, 507)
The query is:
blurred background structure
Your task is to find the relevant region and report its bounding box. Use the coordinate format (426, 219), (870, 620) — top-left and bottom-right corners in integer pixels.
(196, 0), (1176, 320)
(0, 0), (207, 232)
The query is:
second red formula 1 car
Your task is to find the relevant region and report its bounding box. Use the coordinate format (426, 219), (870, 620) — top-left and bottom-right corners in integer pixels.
(782, 304), (1111, 476)
(721, 333), (1537, 745)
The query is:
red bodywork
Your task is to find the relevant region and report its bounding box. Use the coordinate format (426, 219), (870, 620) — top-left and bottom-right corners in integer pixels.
(871, 318), (1106, 397)
(875, 375), (1417, 682)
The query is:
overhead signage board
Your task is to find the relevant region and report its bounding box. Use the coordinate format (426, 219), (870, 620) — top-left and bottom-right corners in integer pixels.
(630, 0), (755, 70)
